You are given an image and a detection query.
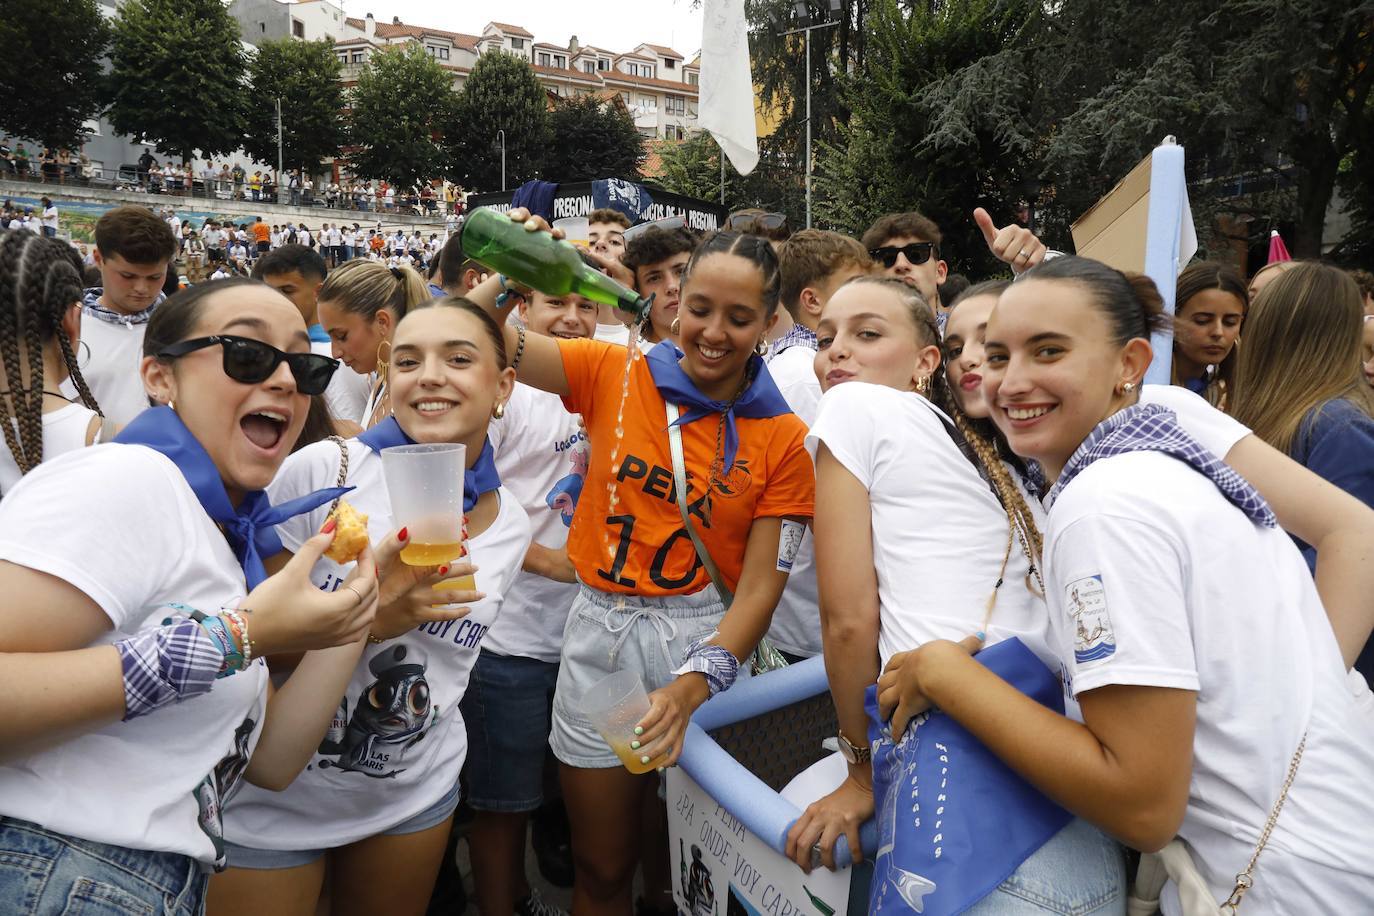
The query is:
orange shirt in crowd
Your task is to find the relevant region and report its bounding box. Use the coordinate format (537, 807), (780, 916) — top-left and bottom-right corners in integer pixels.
(251, 222), (270, 244)
(557, 338), (814, 596)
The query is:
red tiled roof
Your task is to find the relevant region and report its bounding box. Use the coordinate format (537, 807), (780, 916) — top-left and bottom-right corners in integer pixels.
(639, 43), (683, 59)
(487, 21), (534, 38)
(602, 71), (699, 94)
(532, 42), (565, 51)
(344, 17), (480, 50)
(616, 51), (655, 61)
(532, 64), (602, 83)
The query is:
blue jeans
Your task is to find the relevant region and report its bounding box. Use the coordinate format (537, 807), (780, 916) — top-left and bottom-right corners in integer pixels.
(0, 817), (206, 915)
(967, 817), (1126, 915)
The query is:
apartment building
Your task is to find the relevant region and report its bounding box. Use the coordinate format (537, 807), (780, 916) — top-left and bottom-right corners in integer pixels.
(229, 0), (702, 142)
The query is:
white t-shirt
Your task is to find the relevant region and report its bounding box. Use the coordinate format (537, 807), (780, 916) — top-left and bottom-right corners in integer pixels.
(223, 439), (530, 849)
(0, 445), (268, 865)
(298, 230), (312, 248)
(1138, 383), (1249, 458)
(485, 382), (587, 662)
(313, 340), (371, 426)
(1044, 449), (1374, 914)
(41, 205), (58, 230)
(764, 343), (822, 657)
(594, 322), (632, 348)
(808, 382), (1047, 669)
(0, 402), (99, 495)
(76, 311), (153, 428)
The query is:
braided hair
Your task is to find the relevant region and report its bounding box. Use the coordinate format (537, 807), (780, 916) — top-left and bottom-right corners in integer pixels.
(0, 230), (97, 477)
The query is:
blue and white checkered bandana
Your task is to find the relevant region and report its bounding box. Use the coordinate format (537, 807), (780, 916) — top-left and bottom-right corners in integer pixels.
(766, 323), (817, 359)
(1037, 403), (1277, 527)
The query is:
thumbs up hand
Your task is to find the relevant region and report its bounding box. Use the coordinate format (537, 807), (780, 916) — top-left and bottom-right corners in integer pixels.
(974, 207), (1046, 275)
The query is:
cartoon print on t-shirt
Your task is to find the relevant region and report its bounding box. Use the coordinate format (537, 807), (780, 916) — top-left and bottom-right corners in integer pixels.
(546, 437), (589, 526)
(195, 715), (257, 868)
(1066, 574), (1116, 663)
(318, 644), (436, 778)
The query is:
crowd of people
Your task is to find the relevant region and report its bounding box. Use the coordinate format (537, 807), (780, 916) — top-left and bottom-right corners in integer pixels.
(0, 189), (1371, 916)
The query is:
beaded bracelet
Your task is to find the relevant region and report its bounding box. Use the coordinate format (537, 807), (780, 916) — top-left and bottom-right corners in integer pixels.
(511, 325), (527, 371)
(222, 609), (254, 667)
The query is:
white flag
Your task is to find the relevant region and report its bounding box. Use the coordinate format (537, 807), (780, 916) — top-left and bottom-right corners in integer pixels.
(699, 0), (759, 176)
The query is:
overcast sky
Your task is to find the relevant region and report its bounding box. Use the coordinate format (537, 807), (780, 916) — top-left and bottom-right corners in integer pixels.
(338, 0), (706, 58)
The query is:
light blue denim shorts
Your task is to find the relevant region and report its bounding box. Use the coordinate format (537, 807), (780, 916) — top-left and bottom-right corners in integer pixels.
(221, 777), (462, 870)
(550, 583), (727, 769)
(0, 816), (206, 915)
(967, 817), (1126, 915)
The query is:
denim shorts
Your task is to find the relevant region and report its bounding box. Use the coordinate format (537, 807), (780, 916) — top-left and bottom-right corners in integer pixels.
(221, 778), (462, 870)
(0, 817), (206, 916)
(550, 583), (727, 769)
(967, 817), (1126, 915)
(460, 649), (560, 813)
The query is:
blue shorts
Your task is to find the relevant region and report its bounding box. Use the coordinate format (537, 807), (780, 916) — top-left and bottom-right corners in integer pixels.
(0, 817), (206, 915)
(460, 649), (559, 813)
(221, 779), (461, 871)
(550, 584), (727, 769)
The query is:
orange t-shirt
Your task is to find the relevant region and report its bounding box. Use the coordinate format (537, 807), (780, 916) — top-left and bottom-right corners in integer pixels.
(559, 338), (814, 596)
(252, 222), (270, 244)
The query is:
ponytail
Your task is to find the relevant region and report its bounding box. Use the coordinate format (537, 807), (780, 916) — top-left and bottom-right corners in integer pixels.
(318, 259), (429, 323)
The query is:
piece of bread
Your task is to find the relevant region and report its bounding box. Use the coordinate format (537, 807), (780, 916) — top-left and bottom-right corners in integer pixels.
(324, 500), (369, 564)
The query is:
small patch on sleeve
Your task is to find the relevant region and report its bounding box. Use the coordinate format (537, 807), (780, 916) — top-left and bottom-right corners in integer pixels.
(1066, 574), (1116, 664)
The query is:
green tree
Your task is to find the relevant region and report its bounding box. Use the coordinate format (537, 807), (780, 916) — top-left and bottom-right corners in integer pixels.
(542, 95), (645, 182)
(449, 51), (550, 192)
(0, 0), (110, 150)
(242, 39), (345, 174)
(655, 132), (803, 222)
(107, 0), (249, 163)
(346, 45), (456, 188)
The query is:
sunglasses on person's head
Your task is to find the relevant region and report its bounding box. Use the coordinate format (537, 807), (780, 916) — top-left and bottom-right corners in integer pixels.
(869, 242), (939, 268)
(726, 211), (787, 231)
(157, 335), (339, 396)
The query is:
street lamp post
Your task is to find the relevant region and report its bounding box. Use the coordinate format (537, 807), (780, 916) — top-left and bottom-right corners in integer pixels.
(496, 129), (507, 192)
(781, 0), (841, 229)
(275, 97), (284, 182)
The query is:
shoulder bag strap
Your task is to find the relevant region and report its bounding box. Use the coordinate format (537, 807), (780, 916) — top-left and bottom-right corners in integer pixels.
(666, 401), (733, 607)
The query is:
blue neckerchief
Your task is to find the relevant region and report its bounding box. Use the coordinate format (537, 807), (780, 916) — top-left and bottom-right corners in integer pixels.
(427, 283), (446, 299)
(115, 406), (351, 588)
(357, 416), (501, 513)
(645, 341), (792, 473)
(1037, 403), (1276, 526)
(308, 323), (331, 344)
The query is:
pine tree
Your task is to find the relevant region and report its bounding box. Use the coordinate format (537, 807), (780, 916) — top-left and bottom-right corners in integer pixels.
(107, 0), (250, 164)
(542, 95), (645, 182)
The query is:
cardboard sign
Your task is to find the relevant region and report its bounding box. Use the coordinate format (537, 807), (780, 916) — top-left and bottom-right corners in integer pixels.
(668, 767), (851, 916)
(1070, 153), (1154, 274)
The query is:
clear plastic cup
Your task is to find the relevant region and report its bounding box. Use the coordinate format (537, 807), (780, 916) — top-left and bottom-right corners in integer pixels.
(553, 216), (590, 249)
(380, 443), (476, 590)
(579, 670), (668, 774)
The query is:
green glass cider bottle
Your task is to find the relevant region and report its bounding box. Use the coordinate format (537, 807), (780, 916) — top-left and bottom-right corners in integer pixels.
(461, 207), (652, 323)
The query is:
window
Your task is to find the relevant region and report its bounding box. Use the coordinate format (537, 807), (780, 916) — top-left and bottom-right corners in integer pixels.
(291, 18), (304, 38)
(553, 55), (566, 69)
(638, 127), (657, 138)
(351, 50), (366, 62)
(427, 45), (449, 60)
(666, 125), (686, 140)
(687, 70), (699, 86)
(620, 92), (631, 106)
(664, 59), (675, 69)
(639, 95), (656, 112)
(599, 58), (609, 70)
(583, 60), (596, 74)
(338, 52), (349, 64)
(510, 37), (525, 49)
(538, 52), (551, 66)
(259, 22), (266, 33)
(666, 95), (685, 116)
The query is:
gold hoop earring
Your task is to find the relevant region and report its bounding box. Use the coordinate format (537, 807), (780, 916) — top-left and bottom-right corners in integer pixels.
(669, 316), (681, 337)
(755, 337), (768, 356)
(492, 401), (505, 420)
(915, 374), (931, 396)
(168, 399), (176, 411)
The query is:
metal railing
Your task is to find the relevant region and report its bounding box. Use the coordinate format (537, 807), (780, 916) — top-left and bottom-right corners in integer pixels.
(0, 159), (457, 216)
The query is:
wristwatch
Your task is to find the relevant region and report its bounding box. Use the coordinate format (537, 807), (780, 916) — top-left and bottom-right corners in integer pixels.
(837, 731), (871, 765)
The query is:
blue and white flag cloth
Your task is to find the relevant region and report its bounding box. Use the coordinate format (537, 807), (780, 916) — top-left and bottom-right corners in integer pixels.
(592, 179), (653, 222)
(866, 638), (1072, 915)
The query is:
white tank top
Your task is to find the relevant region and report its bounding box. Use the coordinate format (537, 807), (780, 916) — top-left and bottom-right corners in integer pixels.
(0, 402), (100, 496)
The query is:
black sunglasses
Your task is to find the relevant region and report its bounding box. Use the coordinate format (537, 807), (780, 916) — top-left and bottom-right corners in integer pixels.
(157, 335), (339, 396)
(869, 242), (939, 268)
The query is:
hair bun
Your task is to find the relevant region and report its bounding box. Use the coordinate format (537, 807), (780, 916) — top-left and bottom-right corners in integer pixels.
(1123, 272), (1169, 334)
